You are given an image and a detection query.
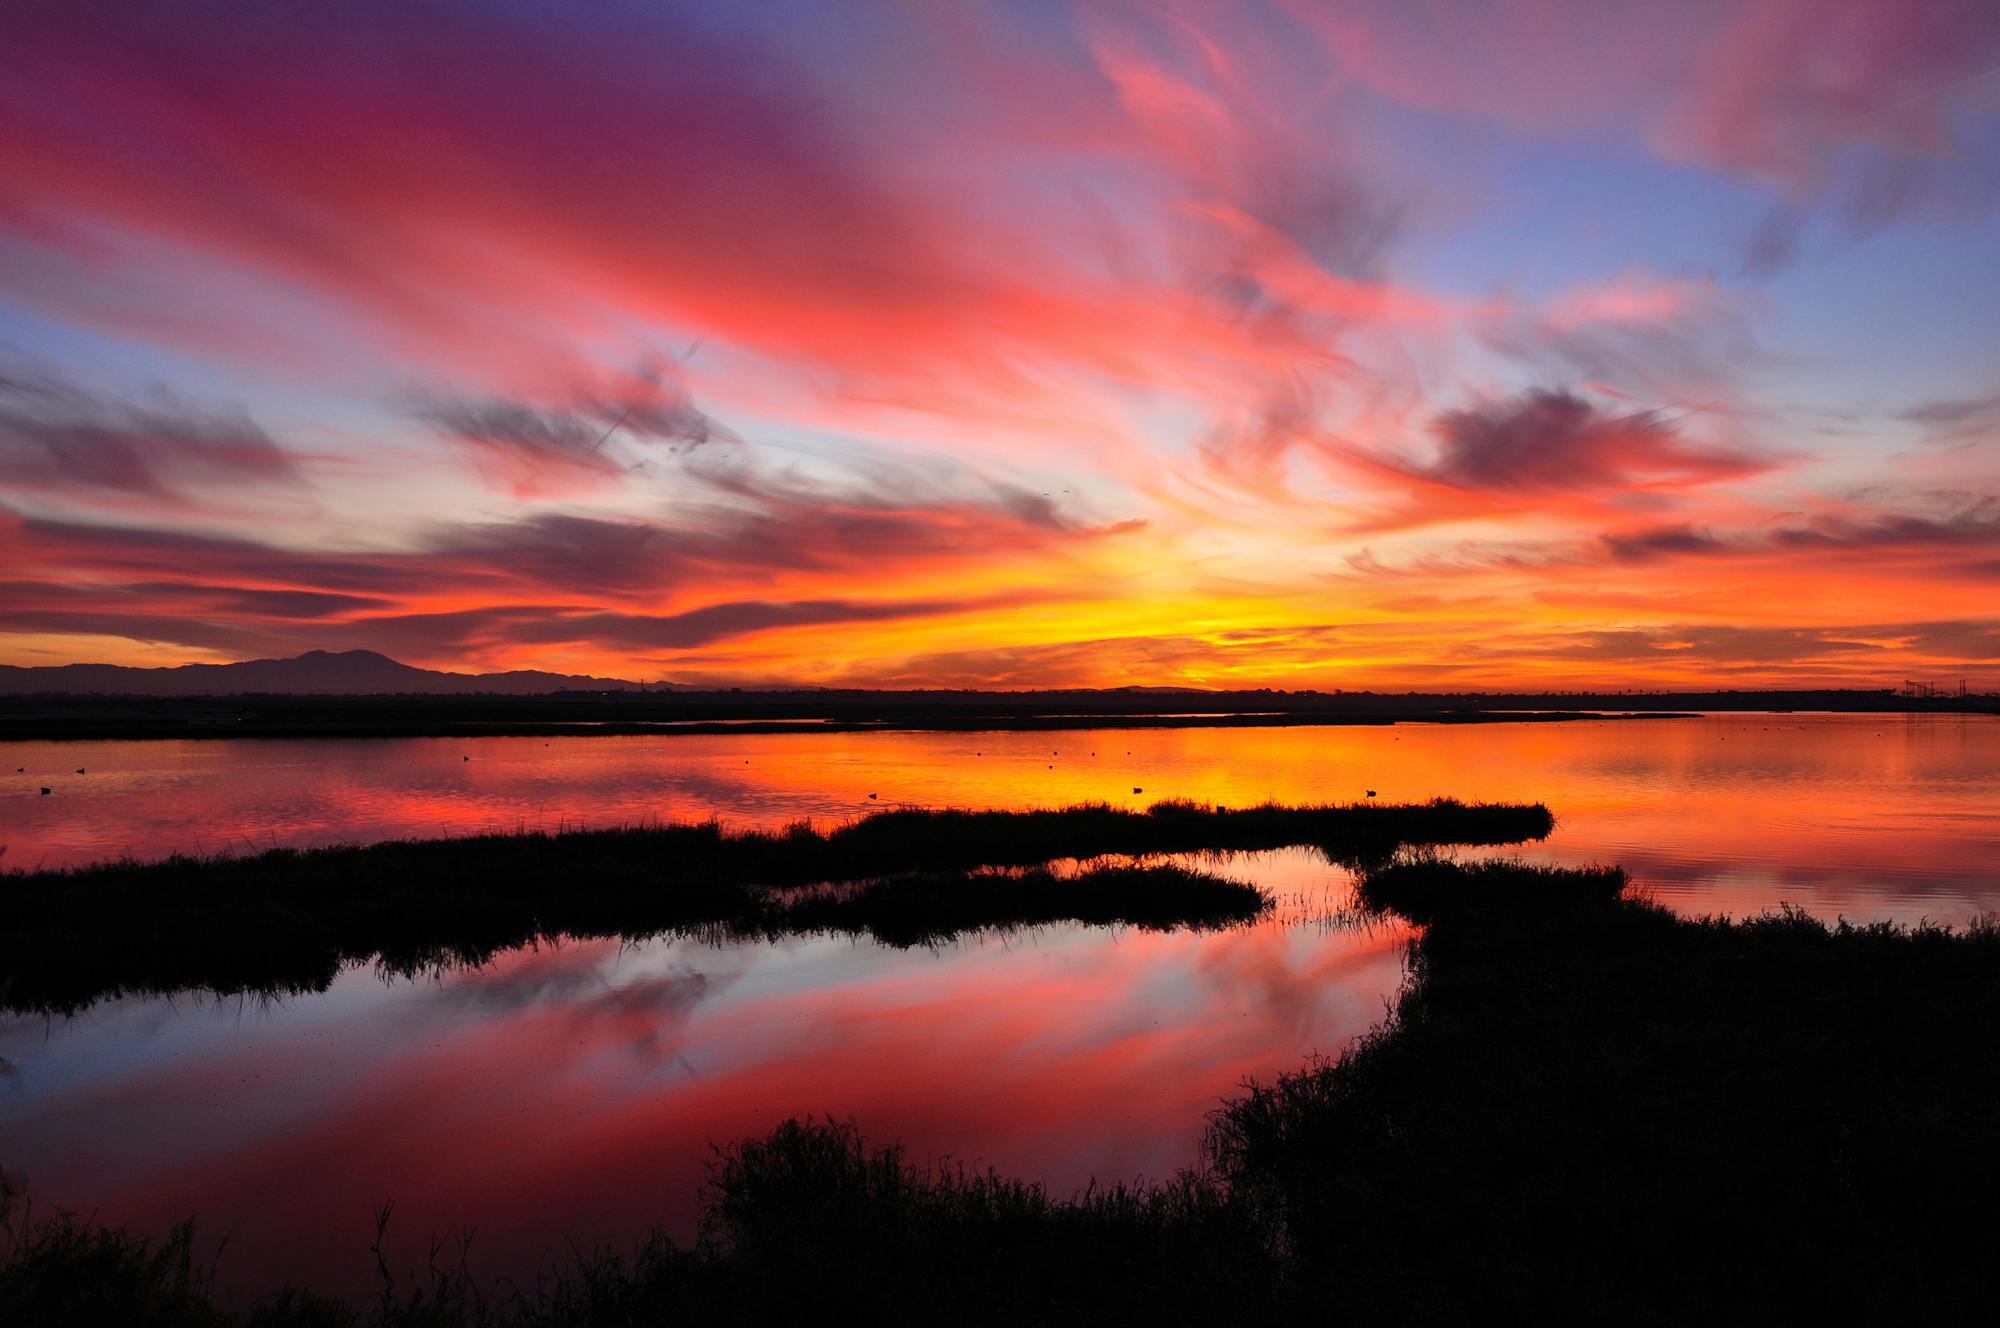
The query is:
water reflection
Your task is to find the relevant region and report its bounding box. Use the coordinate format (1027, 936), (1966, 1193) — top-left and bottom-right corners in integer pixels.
(0, 851), (1404, 1300)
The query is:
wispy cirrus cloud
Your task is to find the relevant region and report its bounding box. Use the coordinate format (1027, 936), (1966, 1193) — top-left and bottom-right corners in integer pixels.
(412, 362), (735, 496)
(1480, 273), (1769, 407)
(0, 369), (303, 506)
(1656, 0), (2000, 270)
(1899, 388), (2000, 452)
(1602, 501), (2000, 568)
(1281, 0), (2000, 271)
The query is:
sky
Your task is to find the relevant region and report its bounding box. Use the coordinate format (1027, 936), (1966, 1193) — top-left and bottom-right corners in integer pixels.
(2, 0), (1998, 690)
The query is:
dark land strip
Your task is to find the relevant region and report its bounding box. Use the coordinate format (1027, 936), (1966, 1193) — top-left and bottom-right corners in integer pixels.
(13, 683), (1991, 742)
(0, 692), (1730, 740)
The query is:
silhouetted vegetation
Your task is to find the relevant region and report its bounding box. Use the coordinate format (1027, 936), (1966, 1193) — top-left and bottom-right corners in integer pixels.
(777, 864), (1268, 948)
(10, 854), (2000, 1322)
(1, 1123), (1280, 1325)
(0, 800), (1546, 1012)
(1, 1176), (234, 1328)
(1353, 851), (1628, 922)
(1210, 858), (2000, 1322)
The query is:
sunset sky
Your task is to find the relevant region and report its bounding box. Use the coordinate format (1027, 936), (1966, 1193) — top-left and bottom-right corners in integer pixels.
(3, 0), (1997, 689)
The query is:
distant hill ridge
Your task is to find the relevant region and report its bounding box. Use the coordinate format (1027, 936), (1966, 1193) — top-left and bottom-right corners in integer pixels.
(0, 649), (646, 696)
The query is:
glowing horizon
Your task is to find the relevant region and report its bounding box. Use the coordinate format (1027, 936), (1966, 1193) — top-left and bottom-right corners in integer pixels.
(2, 1), (1997, 690)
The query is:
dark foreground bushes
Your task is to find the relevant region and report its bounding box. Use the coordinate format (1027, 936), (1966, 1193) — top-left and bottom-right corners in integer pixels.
(9, 854), (2000, 1324)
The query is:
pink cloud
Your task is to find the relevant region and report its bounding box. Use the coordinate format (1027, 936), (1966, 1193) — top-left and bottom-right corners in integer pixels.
(1658, 0), (2000, 189)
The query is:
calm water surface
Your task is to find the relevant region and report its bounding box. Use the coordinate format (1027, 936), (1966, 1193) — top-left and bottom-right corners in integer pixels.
(1, 715), (1993, 1299)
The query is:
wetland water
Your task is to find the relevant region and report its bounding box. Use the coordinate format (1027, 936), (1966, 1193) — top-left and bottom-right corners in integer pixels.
(2, 713), (1995, 1299)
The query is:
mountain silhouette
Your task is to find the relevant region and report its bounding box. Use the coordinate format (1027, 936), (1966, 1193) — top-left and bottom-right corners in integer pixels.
(0, 649), (647, 696)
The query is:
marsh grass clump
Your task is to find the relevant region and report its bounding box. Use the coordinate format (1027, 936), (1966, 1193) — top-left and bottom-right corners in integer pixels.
(0, 799), (1545, 1012)
(773, 864), (1268, 948)
(1353, 851), (1628, 922)
(811, 797), (1550, 872)
(678, 1117), (1280, 1320)
(0, 1175), (231, 1328)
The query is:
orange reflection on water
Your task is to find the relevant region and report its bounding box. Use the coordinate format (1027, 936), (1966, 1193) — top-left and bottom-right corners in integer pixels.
(5, 713), (1995, 918)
